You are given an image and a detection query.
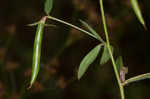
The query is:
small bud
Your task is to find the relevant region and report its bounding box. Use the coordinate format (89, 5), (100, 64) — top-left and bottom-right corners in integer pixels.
(120, 66), (128, 83)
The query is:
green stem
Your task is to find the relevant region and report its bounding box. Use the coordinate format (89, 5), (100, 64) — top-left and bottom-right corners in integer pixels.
(47, 16), (100, 41)
(122, 73), (150, 86)
(99, 0), (125, 99)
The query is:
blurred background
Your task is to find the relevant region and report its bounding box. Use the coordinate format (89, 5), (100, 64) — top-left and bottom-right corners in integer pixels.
(0, 0), (150, 99)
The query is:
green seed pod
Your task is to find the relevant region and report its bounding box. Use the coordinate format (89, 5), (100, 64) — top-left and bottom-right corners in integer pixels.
(29, 17), (46, 88)
(130, 0), (146, 28)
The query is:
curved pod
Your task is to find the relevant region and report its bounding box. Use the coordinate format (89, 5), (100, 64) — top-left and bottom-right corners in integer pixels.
(30, 21), (45, 87)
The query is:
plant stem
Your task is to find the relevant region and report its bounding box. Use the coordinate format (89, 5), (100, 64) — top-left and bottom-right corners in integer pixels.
(122, 73), (150, 86)
(47, 16), (100, 41)
(99, 0), (125, 99)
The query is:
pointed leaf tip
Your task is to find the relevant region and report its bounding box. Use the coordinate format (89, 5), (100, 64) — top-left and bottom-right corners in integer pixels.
(130, 0), (146, 28)
(80, 20), (104, 42)
(78, 44), (102, 79)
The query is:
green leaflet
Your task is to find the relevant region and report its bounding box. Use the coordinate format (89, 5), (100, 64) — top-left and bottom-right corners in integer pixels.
(78, 44), (102, 80)
(100, 45), (113, 65)
(44, 0), (53, 15)
(29, 21), (45, 88)
(130, 0), (146, 28)
(116, 56), (124, 72)
(80, 20), (104, 43)
(123, 73), (150, 86)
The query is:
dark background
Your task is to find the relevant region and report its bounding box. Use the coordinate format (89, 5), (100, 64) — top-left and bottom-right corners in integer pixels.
(0, 0), (150, 99)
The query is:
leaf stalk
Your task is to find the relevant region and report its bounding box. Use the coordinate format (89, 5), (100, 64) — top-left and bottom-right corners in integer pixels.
(47, 16), (101, 41)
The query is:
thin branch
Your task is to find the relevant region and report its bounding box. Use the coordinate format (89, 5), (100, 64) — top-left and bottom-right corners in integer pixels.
(47, 16), (101, 41)
(99, 0), (125, 99)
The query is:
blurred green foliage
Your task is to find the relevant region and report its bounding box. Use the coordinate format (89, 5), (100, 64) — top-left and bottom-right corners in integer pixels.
(0, 0), (150, 99)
